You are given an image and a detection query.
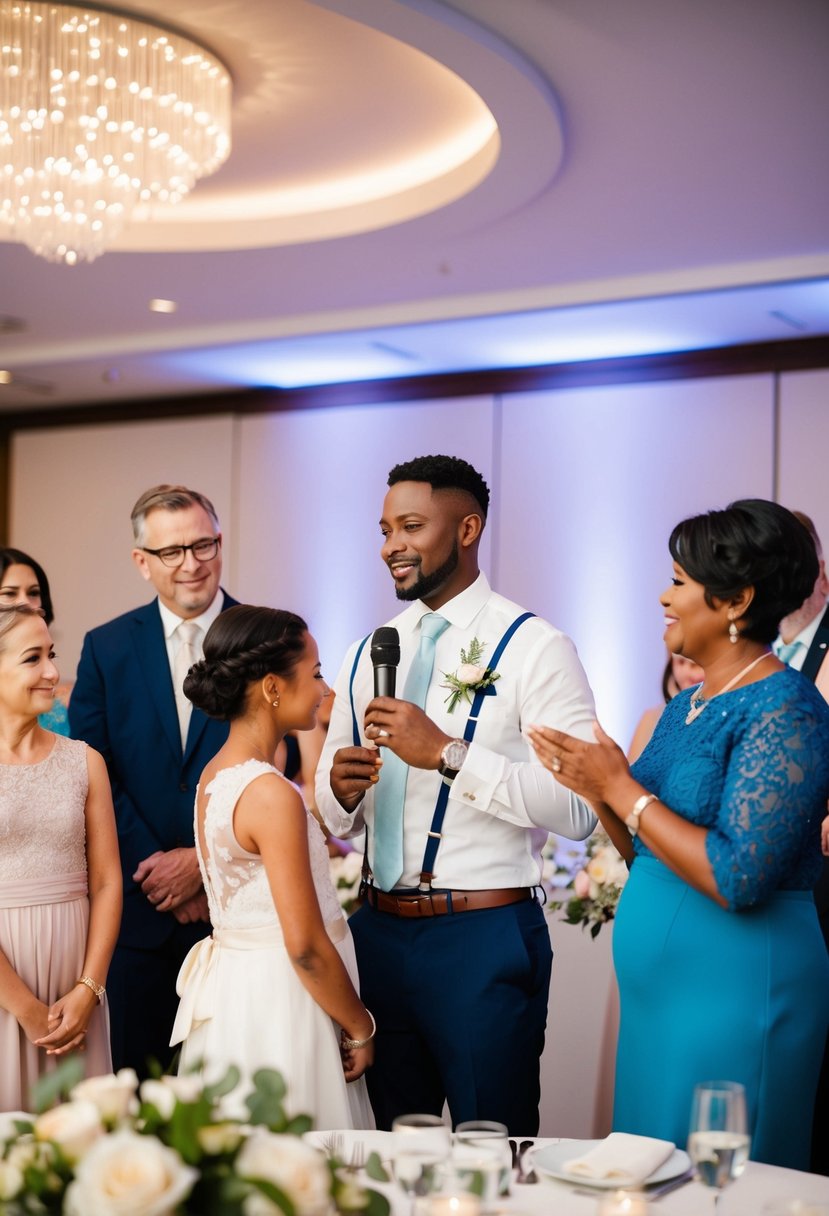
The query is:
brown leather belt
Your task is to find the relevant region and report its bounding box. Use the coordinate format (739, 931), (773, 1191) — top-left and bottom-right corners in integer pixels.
(362, 886), (534, 918)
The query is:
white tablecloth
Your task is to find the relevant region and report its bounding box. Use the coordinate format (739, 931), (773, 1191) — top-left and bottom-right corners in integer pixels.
(338, 1134), (829, 1215)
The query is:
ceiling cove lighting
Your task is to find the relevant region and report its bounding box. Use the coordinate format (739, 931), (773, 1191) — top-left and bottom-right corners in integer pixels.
(0, 1), (231, 264)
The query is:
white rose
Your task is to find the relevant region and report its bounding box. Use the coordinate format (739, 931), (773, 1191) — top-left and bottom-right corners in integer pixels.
(72, 1069), (139, 1123)
(586, 854), (609, 885)
(0, 1159), (24, 1201)
(456, 663), (486, 684)
(0, 1111), (30, 1152)
(237, 1131), (331, 1216)
(339, 850), (363, 881)
(64, 1129), (198, 1216)
(7, 1134), (50, 1172)
(197, 1122), (244, 1155)
(139, 1075), (203, 1121)
(35, 1099), (103, 1163)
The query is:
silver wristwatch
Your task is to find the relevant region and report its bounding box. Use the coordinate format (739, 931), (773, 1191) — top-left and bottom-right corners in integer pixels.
(438, 738), (469, 783)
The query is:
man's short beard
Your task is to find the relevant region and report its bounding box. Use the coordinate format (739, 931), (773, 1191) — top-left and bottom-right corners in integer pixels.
(395, 541), (459, 601)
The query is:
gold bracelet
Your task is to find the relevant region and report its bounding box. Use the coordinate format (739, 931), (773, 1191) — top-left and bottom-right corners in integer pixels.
(341, 1008), (376, 1050)
(76, 975), (105, 1004)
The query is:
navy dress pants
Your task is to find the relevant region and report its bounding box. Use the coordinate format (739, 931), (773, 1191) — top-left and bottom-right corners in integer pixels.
(350, 897), (552, 1135)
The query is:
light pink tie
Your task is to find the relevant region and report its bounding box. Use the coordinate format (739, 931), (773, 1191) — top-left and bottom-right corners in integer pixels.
(173, 620), (201, 746)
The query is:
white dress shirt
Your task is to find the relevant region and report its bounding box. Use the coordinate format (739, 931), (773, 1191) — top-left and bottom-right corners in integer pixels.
(158, 591), (224, 678)
(773, 608), (825, 671)
(315, 573), (598, 890)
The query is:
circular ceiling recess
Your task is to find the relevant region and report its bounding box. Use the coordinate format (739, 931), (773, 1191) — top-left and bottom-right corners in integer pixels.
(107, 0), (564, 252)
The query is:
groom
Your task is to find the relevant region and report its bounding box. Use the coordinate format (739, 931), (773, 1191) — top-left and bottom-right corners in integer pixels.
(316, 454), (597, 1133)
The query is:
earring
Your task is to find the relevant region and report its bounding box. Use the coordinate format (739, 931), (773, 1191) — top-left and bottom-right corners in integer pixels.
(271, 692), (280, 708)
(728, 620), (739, 644)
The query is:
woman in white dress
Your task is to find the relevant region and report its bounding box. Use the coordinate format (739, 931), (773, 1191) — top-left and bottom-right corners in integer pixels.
(171, 605), (374, 1128)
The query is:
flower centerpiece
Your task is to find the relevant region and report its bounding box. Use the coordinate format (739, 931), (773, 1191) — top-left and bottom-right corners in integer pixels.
(441, 638), (499, 713)
(542, 829), (628, 939)
(0, 1061), (390, 1216)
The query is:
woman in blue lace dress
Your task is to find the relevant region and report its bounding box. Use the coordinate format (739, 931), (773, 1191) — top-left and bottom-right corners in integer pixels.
(529, 500), (829, 1170)
(0, 549), (70, 734)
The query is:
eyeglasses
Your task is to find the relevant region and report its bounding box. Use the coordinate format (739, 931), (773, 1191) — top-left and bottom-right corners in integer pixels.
(141, 537), (221, 568)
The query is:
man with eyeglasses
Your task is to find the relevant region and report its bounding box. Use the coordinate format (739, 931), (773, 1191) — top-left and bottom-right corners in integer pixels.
(70, 484), (238, 1076)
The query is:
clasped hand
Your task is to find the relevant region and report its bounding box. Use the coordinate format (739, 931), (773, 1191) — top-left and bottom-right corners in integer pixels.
(133, 847), (205, 916)
(526, 720), (629, 802)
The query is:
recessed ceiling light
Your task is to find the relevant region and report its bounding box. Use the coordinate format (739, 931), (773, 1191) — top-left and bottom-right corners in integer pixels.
(149, 298), (177, 314)
(0, 370), (13, 384)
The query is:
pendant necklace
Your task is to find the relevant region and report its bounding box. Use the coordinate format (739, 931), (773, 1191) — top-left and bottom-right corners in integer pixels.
(685, 651), (773, 725)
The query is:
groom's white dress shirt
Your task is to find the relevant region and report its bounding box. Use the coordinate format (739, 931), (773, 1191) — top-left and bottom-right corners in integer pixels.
(316, 573), (597, 891)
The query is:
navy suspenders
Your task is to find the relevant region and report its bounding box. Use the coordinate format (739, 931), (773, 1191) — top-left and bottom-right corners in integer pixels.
(348, 612), (536, 889)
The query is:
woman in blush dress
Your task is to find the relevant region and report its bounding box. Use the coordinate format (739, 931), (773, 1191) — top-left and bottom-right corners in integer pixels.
(0, 605), (121, 1111)
(0, 547), (72, 735)
(170, 605), (374, 1128)
(529, 500), (829, 1170)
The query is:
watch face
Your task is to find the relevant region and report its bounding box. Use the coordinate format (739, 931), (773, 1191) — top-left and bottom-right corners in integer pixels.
(442, 740), (468, 769)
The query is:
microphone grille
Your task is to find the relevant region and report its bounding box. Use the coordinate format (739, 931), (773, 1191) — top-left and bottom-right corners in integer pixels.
(370, 626), (400, 666)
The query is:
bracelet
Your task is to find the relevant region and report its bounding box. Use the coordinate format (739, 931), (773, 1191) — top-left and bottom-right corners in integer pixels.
(341, 1008), (376, 1050)
(625, 792), (658, 837)
(76, 975), (106, 1004)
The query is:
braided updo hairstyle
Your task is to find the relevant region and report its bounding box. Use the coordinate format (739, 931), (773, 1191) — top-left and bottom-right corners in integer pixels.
(184, 605), (308, 721)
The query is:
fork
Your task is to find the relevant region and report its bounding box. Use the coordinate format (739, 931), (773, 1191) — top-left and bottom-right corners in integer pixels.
(348, 1142), (366, 1171)
(320, 1132), (344, 1159)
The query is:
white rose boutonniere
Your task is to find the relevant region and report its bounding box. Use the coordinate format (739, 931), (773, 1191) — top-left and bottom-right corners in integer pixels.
(441, 638), (499, 713)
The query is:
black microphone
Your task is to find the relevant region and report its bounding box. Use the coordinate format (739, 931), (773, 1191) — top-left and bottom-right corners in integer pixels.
(370, 626), (400, 699)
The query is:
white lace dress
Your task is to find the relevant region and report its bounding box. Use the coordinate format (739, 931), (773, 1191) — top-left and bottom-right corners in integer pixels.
(171, 760), (373, 1129)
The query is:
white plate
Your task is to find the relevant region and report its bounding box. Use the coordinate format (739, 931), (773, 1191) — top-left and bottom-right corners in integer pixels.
(531, 1140), (692, 1190)
(303, 1129), (392, 1158)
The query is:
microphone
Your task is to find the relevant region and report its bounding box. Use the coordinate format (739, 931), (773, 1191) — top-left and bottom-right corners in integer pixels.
(370, 626), (400, 699)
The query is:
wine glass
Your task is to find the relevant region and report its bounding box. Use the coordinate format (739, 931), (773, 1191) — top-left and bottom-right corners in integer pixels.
(391, 1114), (452, 1216)
(687, 1080), (751, 1208)
(448, 1120), (512, 1211)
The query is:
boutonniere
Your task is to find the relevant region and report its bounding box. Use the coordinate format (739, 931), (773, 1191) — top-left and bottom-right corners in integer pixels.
(441, 637), (500, 713)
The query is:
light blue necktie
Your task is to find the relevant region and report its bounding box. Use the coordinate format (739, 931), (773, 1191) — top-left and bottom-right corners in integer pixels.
(776, 639), (803, 665)
(371, 612), (450, 891)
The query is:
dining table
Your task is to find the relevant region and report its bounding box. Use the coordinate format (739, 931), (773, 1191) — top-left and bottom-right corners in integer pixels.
(311, 1131), (829, 1216)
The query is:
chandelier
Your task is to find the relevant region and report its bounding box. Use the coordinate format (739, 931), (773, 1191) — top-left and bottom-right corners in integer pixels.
(0, 2), (232, 264)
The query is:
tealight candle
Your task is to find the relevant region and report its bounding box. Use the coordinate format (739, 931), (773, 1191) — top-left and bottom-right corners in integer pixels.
(424, 1195), (481, 1216)
(596, 1191), (650, 1216)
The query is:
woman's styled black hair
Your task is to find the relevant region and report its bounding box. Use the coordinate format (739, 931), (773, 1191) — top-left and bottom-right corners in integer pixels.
(668, 498), (818, 643)
(0, 548), (55, 625)
(184, 605), (308, 721)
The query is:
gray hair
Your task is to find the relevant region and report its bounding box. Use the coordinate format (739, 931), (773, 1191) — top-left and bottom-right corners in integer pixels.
(130, 485), (220, 546)
(0, 604), (45, 652)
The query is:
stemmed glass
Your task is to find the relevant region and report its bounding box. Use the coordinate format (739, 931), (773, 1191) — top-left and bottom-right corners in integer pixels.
(449, 1120), (512, 1211)
(687, 1081), (751, 1209)
(391, 1114), (452, 1216)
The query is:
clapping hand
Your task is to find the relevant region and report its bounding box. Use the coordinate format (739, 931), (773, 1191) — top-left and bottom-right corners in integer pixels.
(526, 720), (629, 802)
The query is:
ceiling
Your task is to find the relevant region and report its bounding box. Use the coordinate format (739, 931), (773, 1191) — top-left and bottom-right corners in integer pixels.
(2, 0), (829, 413)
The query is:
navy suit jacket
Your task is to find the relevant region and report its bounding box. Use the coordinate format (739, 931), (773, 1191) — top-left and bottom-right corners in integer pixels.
(69, 592), (238, 949)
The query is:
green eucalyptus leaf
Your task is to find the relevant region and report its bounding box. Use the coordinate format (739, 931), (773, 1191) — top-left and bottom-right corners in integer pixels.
(29, 1058), (85, 1114)
(364, 1152), (389, 1182)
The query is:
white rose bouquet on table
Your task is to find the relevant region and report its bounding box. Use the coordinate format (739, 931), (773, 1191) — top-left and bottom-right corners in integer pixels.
(542, 829), (628, 939)
(0, 1061), (390, 1216)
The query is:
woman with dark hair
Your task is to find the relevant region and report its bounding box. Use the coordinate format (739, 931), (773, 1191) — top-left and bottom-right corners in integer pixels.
(529, 499), (829, 1169)
(170, 605), (374, 1128)
(0, 548), (69, 734)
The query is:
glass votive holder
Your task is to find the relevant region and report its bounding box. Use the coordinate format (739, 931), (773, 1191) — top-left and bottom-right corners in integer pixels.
(596, 1191), (651, 1216)
(416, 1195), (482, 1216)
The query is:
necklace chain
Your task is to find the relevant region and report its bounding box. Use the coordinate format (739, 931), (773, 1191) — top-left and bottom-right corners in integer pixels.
(685, 651), (773, 725)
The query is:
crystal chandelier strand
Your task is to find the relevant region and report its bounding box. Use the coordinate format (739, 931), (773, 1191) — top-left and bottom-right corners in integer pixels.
(0, 1), (232, 263)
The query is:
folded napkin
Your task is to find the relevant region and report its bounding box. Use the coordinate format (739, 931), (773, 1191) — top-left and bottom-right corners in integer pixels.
(563, 1133), (675, 1184)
